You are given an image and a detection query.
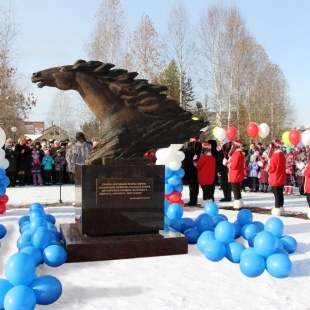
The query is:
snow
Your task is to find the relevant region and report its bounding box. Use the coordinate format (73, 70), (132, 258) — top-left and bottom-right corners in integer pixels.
(1, 184), (310, 309)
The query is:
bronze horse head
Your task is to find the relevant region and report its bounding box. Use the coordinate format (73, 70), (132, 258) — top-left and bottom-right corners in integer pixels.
(32, 60), (208, 164)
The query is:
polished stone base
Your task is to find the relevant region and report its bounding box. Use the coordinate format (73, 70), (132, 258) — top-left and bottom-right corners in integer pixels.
(60, 223), (188, 263)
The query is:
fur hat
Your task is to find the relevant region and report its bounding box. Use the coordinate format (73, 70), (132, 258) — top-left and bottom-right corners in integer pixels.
(272, 139), (282, 148)
(233, 139), (243, 147)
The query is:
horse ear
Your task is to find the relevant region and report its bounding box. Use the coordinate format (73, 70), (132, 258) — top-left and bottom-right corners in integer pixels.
(73, 59), (86, 68)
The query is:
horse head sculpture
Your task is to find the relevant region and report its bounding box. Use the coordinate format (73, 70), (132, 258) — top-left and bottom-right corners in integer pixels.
(32, 60), (208, 164)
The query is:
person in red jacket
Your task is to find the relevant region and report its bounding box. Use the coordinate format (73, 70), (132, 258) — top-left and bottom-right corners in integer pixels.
(302, 159), (310, 219)
(196, 142), (216, 206)
(268, 138), (286, 216)
(224, 139), (245, 209)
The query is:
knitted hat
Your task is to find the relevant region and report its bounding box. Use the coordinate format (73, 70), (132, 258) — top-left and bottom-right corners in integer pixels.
(202, 142), (211, 149)
(286, 146), (293, 152)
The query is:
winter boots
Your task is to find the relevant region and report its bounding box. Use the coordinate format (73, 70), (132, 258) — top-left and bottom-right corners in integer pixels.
(233, 199), (243, 210)
(271, 207), (284, 216)
(284, 186), (294, 195)
(18, 174), (25, 186)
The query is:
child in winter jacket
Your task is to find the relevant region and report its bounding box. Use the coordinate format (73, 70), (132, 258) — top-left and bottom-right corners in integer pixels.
(247, 155), (259, 192)
(196, 142), (216, 205)
(41, 150), (54, 185)
(31, 150), (43, 185)
(284, 146), (295, 195)
(258, 152), (269, 193)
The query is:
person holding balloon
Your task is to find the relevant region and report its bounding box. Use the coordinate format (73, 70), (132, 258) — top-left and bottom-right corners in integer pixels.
(196, 142), (216, 205)
(223, 140), (245, 209)
(284, 146), (295, 195)
(268, 139), (286, 216)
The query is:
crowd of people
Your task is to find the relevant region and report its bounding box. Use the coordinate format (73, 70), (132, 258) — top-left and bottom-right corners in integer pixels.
(3, 132), (93, 187)
(181, 137), (310, 218)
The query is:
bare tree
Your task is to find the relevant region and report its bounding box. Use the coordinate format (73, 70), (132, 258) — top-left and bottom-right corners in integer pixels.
(123, 13), (163, 81)
(85, 0), (125, 64)
(164, 1), (195, 109)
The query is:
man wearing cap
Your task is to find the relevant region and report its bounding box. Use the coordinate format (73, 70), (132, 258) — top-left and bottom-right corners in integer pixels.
(268, 139), (286, 216)
(224, 139), (245, 209)
(65, 132), (93, 183)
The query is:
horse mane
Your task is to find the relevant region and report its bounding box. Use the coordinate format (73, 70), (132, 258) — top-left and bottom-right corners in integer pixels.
(72, 59), (184, 115)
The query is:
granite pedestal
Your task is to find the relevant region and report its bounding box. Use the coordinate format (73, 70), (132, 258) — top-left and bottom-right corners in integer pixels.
(60, 164), (188, 262)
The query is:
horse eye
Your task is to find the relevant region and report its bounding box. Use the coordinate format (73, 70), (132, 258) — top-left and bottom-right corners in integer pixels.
(60, 67), (66, 72)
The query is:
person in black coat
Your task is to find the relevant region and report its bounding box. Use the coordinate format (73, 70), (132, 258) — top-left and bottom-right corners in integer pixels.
(207, 139), (219, 202)
(14, 138), (31, 186)
(4, 139), (18, 187)
(218, 141), (232, 202)
(181, 137), (202, 206)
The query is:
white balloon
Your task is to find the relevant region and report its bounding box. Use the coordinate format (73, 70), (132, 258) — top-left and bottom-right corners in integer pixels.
(175, 151), (185, 162)
(155, 148), (172, 163)
(168, 160), (182, 171)
(0, 127), (6, 147)
(0, 158), (9, 170)
(0, 148), (5, 161)
(302, 130), (310, 146)
(214, 127), (226, 141)
(155, 159), (166, 165)
(258, 123), (270, 139)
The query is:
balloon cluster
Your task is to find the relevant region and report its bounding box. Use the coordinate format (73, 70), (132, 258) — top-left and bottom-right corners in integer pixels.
(164, 199), (297, 278)
(282, 129), (310, 147)
(155, 146), (186, 228)
(0, 203), (66, 309)
(0, 127), (10, 214)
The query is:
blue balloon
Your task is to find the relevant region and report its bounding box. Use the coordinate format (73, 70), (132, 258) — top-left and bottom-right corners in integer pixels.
(167, 175), (180, 187)
(0, 176), (10, 187)
(180, 217), (196, 233)
(20, 246), (43, 266)
(184, 227), (200, 244)
(0, 278), (13, 309)
(17, 231), (32, 250)
(175, 168), (185, 178)
(165, 166), (173, 179)
(173, 184), (183, 193)
(5, 253), (36, 286)
(274, 247), (289, 256)
(266, 253), (292, 278)
(226, 241), (246, 263)
(29, 202), (44, 212)
(19, 221), (30, 233)
(0, 224), (6, 239)
(42, 244), (67, 267)
(280, 235), (297, 254)
(252, 221), (264, 232)
(49, 229), (61, 241)
(46, 214), (56, 225)
(247, 233), (257, 247)
(166, 219), (182, 232)
(204, 240), (226, 262)
(195, 213), (213, 233)
(166, 203), (183, 220)
(30, 208), (46, 221)
(233, 222), (242, 239)
(197, 231), (215, 252)
(242, 223), (259, 240)
(0, 168), (5, 177)
(0, 186), (5, 196)
(214, 221), (236, 245)
(204, 202), (219, 217)
(30, 275), (62, 305)
(18, 215), (30, 227)
(212, 215), (226, 228)
(240, 247), (256, 260)
(165, 184), (173, 195)
(47, 222), (57, 230)
(264, 217), (284, 238)
(240, 253), (266, 277)
(164, 198), (170, 213)
(4, 285), (36, 310)
(237, 209), (253, 226)
(20, 224), (30, 234)
(254, 231), (277, 258)
(30, 217), (47, 233)
(31, 227), (52, 250)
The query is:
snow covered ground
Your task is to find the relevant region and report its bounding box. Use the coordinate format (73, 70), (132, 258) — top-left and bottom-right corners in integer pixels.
(1, 184), (310, 309)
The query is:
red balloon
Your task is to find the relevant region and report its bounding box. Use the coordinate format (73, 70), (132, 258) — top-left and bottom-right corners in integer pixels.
(168, 191), (182, 203)
(0, 194), (9, 204)
(289, 130), (301, 146)
(226, 126), (238, 141)
(0, 203), (6, 214)
(247, 122), (259, 139)
(178, 199), (185, 207)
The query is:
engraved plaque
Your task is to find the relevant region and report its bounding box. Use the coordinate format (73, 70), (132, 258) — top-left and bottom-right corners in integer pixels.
(96, 178), (153, 204)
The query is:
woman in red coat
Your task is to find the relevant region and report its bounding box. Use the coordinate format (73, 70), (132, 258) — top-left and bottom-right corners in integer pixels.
(225, 139), (245, 209)
(268, 139), (286, 216)
(196, 142), (216, 206)
(302, 159), (310, 219)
